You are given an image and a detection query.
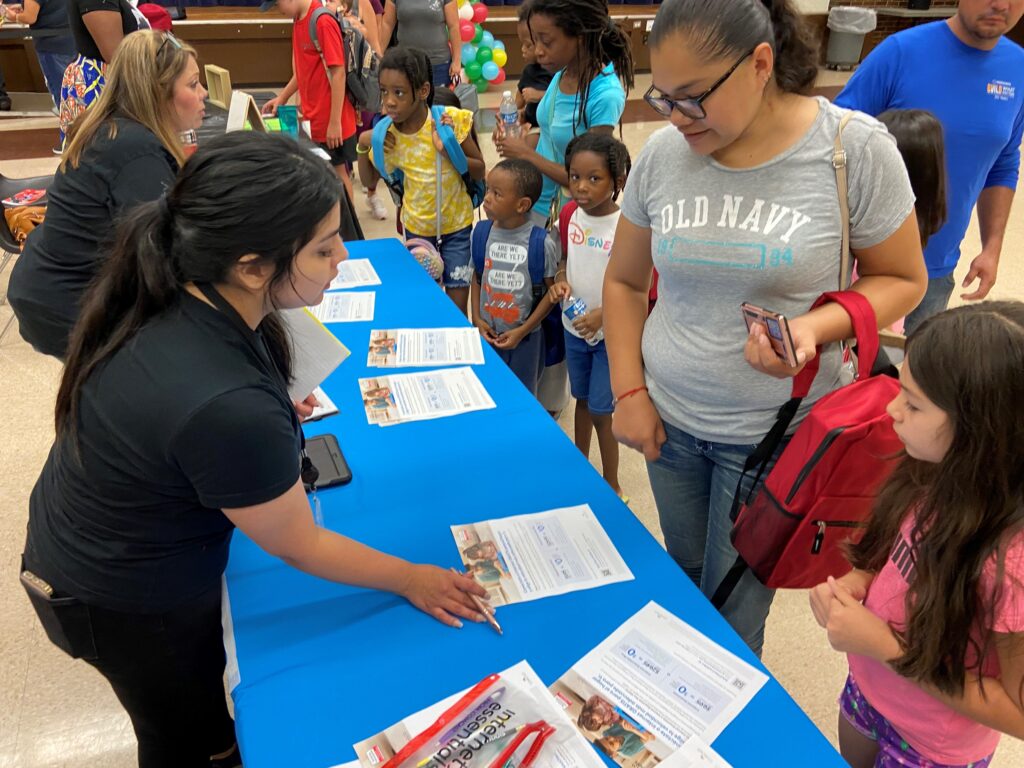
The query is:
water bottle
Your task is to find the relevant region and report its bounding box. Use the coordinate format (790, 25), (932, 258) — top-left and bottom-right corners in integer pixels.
(498, 90), (521, 139)
(564, 295), (603, 346)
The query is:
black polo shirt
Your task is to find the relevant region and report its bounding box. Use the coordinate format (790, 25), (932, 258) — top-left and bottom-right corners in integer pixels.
(7, 117), (176, 358)
(23, 294), (303, 613)
(69, 0), (138, 61)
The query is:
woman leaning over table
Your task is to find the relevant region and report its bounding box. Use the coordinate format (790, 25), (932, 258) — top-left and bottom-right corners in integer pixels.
(603, 0), (927, 656)
(19, 132), (489, 768)
(8, 30), (201, 359)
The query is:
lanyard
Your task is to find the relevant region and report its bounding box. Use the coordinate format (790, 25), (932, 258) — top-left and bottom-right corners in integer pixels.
(193, 283), (321, 494)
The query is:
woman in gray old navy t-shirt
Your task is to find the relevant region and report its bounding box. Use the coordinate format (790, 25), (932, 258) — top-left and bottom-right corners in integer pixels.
(603, 0), (927, 656)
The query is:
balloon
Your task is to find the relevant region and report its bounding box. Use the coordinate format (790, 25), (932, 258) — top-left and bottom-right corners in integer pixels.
(492, 48), (507, 67)
(472, 24), (483, 44)
(482, 61), (500, 81)
(492, 68), (506, 85)
(475, 78), (489, 94)
(476, 46), (493, 63)
(459, 20), (475, 42)
(480, 31), (495, 49)
(458, 2), (473, 21)
(493, 40), (505, 51)
(461, 43), (477, 62)
(472, 2), (488, 23)
(465, 61), (483, 81)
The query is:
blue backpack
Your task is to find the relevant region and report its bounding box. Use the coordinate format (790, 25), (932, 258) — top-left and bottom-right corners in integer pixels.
(471, 220), (566, 367)
(371, 105), (485, 209)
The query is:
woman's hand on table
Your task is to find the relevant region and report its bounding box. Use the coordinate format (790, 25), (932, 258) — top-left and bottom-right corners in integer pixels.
(399, 564), (490, 628)
(293, 393), (321, 422)
(612, 391), (666, 462)
(743, 315), (818, 379)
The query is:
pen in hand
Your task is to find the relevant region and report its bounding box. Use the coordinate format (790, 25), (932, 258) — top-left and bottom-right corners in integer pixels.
(451, 567), (503, 636)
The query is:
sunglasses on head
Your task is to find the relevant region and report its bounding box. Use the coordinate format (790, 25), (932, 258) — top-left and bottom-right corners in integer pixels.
(156, 32), (183, 60)
(644, 48), (755, 121)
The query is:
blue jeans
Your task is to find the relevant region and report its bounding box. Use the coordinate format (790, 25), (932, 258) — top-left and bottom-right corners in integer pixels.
(495, 327), (543, 395)
(36, 50), (75, 109)
(647, 420), (781, 656)
(432, 61), (452, 88)
(904, 273), (955, 337)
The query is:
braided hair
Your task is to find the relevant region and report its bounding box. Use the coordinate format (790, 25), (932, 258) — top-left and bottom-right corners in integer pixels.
(564, 130), (631, 201)
(379, 46), (435, 107)
(526, 0), (634, 131)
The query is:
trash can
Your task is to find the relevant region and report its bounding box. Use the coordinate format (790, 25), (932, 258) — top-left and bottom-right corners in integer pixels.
(826, 6), (877, 70)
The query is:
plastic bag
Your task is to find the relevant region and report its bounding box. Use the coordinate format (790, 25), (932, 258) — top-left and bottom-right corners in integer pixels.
(827, 6), (877, 34)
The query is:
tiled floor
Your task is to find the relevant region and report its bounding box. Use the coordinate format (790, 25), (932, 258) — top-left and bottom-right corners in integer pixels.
(2, 81), (1024, 766)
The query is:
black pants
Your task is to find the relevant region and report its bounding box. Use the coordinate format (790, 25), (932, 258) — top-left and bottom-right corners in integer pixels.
(23, 572), (237, 767)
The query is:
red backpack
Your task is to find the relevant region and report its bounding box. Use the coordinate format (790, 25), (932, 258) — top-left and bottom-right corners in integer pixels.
(711, 290), (903, 607)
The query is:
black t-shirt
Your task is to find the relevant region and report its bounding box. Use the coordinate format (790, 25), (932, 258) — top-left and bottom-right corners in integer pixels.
(7, 117), (176, 358)
(518, 63), (554, 129)
(32, 0), (76, 55)
(69, 0), (138, 61)
(23, 294), (303, 613)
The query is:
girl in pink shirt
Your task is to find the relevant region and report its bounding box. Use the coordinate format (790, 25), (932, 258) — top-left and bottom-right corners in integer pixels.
(810, 301), (1024, 768)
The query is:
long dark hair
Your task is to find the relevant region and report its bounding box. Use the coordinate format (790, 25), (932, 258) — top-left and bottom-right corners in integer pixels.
(380, 46), (435, 109)
(56, 132), (341, 438)
(848, 301), (1024, 696)
(565, 130), (631, 201)
(649, 0), (818, 95)
(878, 109), (948, 249)
(525, 0), (634, 130)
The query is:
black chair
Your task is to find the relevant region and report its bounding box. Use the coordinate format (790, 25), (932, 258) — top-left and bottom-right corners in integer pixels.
(0, 171), (54, 344)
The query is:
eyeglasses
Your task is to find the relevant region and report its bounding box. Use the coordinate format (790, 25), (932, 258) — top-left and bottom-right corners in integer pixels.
(156, 32), (183, 60)
(644, 48), (755, 121)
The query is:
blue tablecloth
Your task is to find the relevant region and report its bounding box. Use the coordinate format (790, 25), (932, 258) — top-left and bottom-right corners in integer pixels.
(224, 237), (843, 768)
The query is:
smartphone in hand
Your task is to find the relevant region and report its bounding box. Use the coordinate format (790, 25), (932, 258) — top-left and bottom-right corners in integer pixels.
(741, 302), (799, 368)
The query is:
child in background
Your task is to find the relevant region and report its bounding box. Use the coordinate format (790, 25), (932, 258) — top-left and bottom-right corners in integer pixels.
(357, 46), (485, 312)
(809, 302), (1024, 768)
(265, 0), (359, 199)
(549, 132), (630, 500)
(515, 0), (553, 129)
(472, 158), (558, 395)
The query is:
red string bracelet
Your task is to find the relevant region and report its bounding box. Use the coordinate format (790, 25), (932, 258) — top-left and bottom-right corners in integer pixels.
(613, 386), (648, 407)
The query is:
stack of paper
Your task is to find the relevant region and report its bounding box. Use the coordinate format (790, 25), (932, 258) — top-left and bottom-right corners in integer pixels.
(279, 308), (350, 402)
(311, 292), (376, 323)
(358, 367), (495, 426)
(367, 328), (484, 368)
(306, 387), (338, 422)
(330, 259), (382, 290)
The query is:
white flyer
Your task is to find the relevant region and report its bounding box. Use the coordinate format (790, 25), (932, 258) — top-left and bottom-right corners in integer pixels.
(352, 661), (605, 768)
(367, 328), (484, 368)
(549, 602), (766, 768)
(311, 292), (376, 323)
(306, 387), (338, 422)
(661, 739), (731, 768)
(330, 259), (382, 289)
(450, 505), (634, 607)
(358, 366), (495, 426)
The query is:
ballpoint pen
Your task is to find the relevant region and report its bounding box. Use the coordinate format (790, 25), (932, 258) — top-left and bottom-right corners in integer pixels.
(451, 567), (503, 635)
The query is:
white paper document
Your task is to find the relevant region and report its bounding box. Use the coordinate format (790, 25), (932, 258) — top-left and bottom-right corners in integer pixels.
(367, 328), (484, 368)
(311, 292), (376, 323)
(358, 366), (495, 426)
(279, 308), (350, 401)
(661, 739), (731, 768)
(352, 661), (606, 768)
(330, 259), (382, 290)
(306, 387), (338, 421)
(450, 505), (634, 607)
(549, 602), (766, 768)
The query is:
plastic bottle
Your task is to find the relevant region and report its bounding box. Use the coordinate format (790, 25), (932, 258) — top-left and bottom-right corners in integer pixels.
(498, 90), (521, 139)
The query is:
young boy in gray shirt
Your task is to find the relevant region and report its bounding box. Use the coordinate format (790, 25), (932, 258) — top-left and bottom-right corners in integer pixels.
(471, 159), (558, 395)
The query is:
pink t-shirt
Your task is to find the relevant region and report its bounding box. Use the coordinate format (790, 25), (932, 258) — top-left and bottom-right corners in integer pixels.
(849, 517), (1024, 764)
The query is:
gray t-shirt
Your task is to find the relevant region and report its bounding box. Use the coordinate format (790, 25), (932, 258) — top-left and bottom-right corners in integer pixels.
(620, 99), (914, 444)
(395, 0), (453, 66)
(477, 221), (558, 336)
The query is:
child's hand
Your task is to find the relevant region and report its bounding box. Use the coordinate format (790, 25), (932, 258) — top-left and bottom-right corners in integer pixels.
(548, 279), (571, 304)
(494, 327), (526, 350)
(326, 121), (343, 150)
(810, 568), (871, 627)
(474, 317), (498, 344)
(573, 308), (604, 339)
(823, 577), (902, 662)
(262, 96), (282, 117)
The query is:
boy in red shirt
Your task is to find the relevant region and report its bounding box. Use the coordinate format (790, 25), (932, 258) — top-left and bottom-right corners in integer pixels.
(265, 0), (357, 197)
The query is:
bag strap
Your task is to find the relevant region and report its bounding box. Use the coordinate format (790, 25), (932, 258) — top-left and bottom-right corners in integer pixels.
(834, 112), (853, 292)
(308, 4), (336, 81)
(558, 200), (577, 257)
(431, 105), (469, 175)
(371, 117), (400, 189)
(527, 225), (547, 288)
(471, 219), (492, 277)
(435, 148), (443, 241)
(791, 290), (879, 399)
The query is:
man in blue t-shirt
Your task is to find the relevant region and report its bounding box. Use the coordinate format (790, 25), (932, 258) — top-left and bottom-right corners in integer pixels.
(836, 0), (1024, 333)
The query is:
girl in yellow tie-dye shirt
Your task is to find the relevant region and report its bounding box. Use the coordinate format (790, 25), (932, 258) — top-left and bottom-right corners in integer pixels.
(358, 46), (486, 311)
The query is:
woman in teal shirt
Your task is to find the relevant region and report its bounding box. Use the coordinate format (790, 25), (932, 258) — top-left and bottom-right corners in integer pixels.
(494, 0), (632, 225)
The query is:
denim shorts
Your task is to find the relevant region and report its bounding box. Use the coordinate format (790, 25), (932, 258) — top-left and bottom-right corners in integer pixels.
(405, 226), (472, 288)
(840, 674), (993, 768)
(564, 332), (613, 415)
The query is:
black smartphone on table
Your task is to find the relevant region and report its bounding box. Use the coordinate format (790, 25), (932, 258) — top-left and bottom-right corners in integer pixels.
(303, 434), (353, 491)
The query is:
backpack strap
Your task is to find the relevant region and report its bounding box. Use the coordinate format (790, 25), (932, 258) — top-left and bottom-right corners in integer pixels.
(833, 113), (853, 292)
(371, 116), (401, 194)
(526, 226), (547, 287)
(308, 4), (337, 78)
(791, 290), (879, 399)
(471, 219), (493, 278)
(558, 200), (577, 257)
(431, 105), (469, 175)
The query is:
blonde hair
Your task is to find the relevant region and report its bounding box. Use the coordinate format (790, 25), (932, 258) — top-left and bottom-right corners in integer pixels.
(62, 30), (198, 171)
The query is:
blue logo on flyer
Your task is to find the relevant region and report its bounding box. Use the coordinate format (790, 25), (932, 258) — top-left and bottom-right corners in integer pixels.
(987, 80), (1016, 101)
